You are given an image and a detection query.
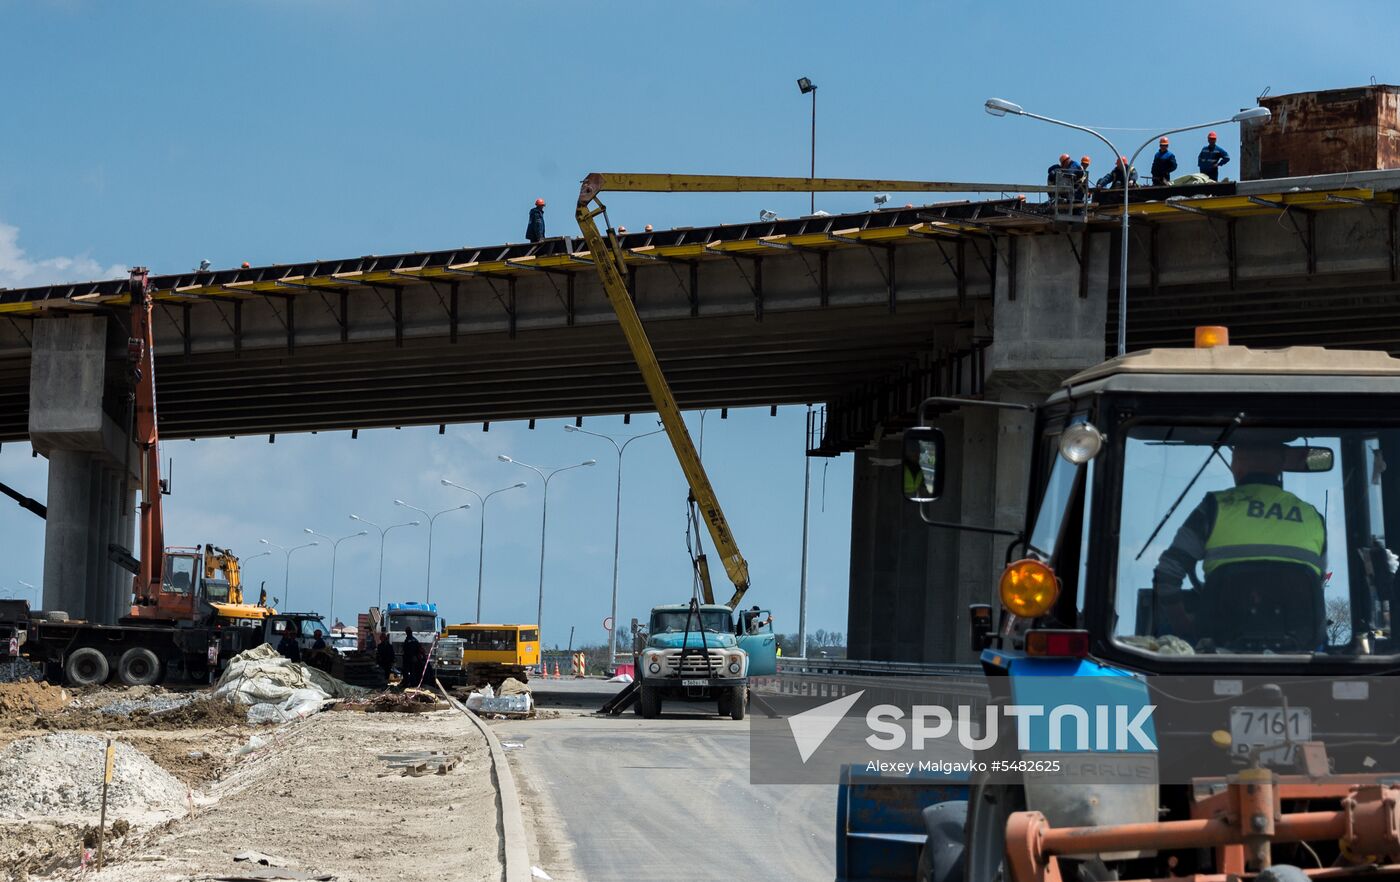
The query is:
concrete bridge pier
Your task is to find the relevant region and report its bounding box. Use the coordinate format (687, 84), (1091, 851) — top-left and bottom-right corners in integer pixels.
(846, 232), (1109, 663)
(28, 315), (138, 623)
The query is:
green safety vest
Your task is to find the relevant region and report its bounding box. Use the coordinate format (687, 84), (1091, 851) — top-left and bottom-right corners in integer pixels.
(1203, 484), (1325, 577)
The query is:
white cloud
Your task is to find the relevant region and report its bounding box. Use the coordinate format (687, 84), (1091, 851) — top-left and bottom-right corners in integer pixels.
(0, 220), (125, 289)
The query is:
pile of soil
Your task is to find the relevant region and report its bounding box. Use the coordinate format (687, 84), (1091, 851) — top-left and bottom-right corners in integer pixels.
(29, 695), (249, 732)
(0, 680), (69, 718)
(0, 733), (191, 823)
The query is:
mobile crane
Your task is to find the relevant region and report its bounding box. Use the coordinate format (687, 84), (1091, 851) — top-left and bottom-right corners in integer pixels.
(4, 269), (277, 686)
(575, 173), (1036, 717)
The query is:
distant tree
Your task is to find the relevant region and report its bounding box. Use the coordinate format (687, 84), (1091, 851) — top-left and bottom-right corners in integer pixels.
(1325, 596), (1352, 646)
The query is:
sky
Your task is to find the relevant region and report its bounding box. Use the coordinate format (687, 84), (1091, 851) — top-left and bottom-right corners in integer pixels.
(1, 0), (1396, 649)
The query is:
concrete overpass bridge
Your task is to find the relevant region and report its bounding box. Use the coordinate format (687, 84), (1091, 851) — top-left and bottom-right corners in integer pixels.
(4, 170), (1399, 654)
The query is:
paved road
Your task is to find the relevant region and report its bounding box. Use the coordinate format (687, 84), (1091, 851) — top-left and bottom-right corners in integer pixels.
(495, 682), (835, 882)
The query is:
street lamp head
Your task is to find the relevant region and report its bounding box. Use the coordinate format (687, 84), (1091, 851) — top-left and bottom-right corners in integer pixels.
(393, 499), (407, 506)
(349, 514), (363, 522)
(797, 76), (815, 94)
(1232, 106), (1271, 125)
(457, 503), (472, 510)
(259, 538), (271, 546)
(563, 425), (578, 433)
(409, 520), (421, 526)
(440, 478), (454, 486)
(303, 528), (315, 535)
(984, 97), (1024, 117)
(512, 482), (528, 489)
(354, 530), (368, 537)
(498, 455), (512, 463)
(582, 459), (597, 466)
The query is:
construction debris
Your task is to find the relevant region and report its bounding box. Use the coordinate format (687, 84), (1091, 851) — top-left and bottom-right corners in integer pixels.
(353, 689), (441, 713)
(377, 750), (461, 776)
(214, 644), (369, 723)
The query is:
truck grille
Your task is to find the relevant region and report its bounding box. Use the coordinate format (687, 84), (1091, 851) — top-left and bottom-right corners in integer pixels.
(666, 648), (726, 676)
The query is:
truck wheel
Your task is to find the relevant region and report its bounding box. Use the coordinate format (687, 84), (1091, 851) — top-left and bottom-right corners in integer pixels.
(916, 800), (968, 882)
(65, 647), (110, 687)
(728, 685), (746, 720)
(117, 647), (163, 686)
(965, 780), (1023, 882)
(30, 610), (69, 622)
(639, 683), (661, 718)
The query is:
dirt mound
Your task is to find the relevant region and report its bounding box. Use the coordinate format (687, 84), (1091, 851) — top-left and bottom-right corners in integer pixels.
(25, 695), (250, 733)
(0, 733), (191, 822)
(0, 680), (69, 716)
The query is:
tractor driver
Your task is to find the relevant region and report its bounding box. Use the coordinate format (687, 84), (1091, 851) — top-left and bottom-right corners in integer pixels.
(1151, 442), (1327, 648)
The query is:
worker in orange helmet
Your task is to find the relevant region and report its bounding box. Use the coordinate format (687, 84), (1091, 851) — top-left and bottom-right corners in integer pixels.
(526, 198), (546, 243)
(1096, 155), (1139, 190)
(1197, 131), (1230, 181)
(1077, 155), (1093, 201)
(1151, 137), (1178, 186)
(1046, 152), (1080, 187)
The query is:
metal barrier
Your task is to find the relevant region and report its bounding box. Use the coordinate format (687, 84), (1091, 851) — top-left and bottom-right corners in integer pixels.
(759, 657), (989, 715)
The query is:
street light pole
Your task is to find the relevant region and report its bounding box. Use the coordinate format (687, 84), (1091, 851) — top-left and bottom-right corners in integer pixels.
(564, 424), (665, 668)
(797, 77), (818, 215)
(394, 500), (470, 606)
(499, 455), (596, 646)
(983, 98), (1270, 357)
(349, 515), (421, 609)
(258, 539), (289, 601)
(305, 529), (367, 628)
(281, 542), (319, 610)
(441, 479), (528, 621)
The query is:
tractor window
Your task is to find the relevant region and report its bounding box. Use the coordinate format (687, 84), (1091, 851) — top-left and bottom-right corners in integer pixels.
(1027, 454), (1080, 561)
(1112, 424), (1400, 658)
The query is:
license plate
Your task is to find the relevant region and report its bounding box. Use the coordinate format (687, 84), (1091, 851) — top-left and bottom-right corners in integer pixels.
(1229, 706), (1311, 755)
(681, 679), (709, 687)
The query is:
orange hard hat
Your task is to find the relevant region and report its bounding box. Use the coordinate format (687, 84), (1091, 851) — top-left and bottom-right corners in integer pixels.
(241, 261), (250, 268)
(1080, 155), (1091, 164)
(1207, 131), (1217, 140)
(535, 198), (546, 207)
(1159, 137), (1169, 146)
(1059, 153), (1070, 163)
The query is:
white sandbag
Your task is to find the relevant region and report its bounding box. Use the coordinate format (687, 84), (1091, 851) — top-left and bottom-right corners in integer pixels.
(214, 643), (368, 722)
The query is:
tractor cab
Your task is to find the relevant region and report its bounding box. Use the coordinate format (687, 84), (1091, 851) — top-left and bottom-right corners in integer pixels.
(910, 331), (1400, 673)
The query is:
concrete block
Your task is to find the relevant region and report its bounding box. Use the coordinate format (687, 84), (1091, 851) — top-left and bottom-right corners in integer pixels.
(989, 234), (1108, 390)
(28, 317), (109, 453)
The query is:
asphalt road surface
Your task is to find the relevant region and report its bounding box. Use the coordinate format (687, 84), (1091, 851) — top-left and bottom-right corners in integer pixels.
(494, 681), (835, 882)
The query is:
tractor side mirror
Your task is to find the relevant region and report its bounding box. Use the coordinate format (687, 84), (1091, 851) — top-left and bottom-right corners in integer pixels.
(902, 427), (947, 502)
(968, 603), (994, 651)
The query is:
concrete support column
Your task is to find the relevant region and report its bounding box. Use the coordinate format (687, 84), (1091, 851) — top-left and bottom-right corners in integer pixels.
(42, 449), (96, 615)
(29, 315), (137, 623)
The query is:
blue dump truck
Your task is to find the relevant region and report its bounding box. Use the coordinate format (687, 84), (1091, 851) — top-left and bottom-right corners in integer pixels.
(838, 332), (1400, 881)
(634, 599), (778, 719)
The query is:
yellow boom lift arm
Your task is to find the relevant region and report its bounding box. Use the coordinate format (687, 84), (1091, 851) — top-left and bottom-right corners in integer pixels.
(574, 173), (1047, 609)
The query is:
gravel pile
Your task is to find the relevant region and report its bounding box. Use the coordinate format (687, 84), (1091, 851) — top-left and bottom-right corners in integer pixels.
(94, 693), (196, 716)
(0, 658), (45, 683)
(0, 733), (190, 821)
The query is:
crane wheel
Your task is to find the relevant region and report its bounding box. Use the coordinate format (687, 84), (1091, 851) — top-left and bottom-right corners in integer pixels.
(117, 647), (163, 687)
(65, 647), (110, 687)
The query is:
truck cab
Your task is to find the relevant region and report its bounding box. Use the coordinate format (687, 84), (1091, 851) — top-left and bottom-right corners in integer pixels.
(848, 333), (1400, 882)
(636, 601), (751, 719)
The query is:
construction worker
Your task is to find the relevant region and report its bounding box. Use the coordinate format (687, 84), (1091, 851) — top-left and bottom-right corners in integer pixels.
(276, 623), (301, 663)
(311, 629), (327, 652)
(1197, 132), (1230, 181)
(1097, 155), (1139, 190)
(1151, 137), (1178, 186)
(401, 627), (425, 688)
(1078, 155), (1092, 192)
(374, 631), (395, 679)
(526, 198), (546, 243)
(1046, 153), (1081, 187)
(1152, 443), (1326, 644)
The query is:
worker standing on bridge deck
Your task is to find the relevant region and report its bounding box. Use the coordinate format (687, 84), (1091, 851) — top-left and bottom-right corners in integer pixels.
(1197, 132), (1230, 181)
(1077, 155), (1093, 202)
(1097, 155), (1138, 190)
(1151, 137), (1178, 186)
(526, 198), (546, 243)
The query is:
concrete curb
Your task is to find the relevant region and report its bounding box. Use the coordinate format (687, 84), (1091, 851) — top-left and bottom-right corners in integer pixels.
(448, 693), (531, 882)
